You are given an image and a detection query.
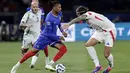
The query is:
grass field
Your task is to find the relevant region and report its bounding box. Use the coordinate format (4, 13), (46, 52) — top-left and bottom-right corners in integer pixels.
(0, 41), (130, 73)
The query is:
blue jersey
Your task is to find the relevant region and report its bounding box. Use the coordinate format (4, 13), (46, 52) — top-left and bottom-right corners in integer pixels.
(26, 7), (45, 30)
(40, 11), (63, 40)
(33, 11), (63, 50)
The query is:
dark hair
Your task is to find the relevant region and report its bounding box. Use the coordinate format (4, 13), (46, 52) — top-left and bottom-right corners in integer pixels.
(76, 6), (89, 15)
(48, 0), (60, 8)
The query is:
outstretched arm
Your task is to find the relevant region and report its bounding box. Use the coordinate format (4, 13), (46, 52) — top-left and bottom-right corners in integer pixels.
(68, 15), (87, 25)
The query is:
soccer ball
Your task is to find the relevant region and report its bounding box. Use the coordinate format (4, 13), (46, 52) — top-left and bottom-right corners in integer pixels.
(56, 64), (66, 73)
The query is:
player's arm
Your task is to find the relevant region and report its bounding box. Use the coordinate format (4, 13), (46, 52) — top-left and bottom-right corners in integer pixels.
(58, 24), (67, 37)
(19, 11), (33, 35)
(19, 11), (31, 30)
(68, 15), (87, 25)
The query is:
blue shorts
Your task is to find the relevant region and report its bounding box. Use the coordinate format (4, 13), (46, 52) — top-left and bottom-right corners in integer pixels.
(33, 35), (62, 50)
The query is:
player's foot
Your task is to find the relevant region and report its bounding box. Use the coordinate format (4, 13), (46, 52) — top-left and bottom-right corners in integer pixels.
(45, 64), (56, 72)
(103, 67), (112, 73)
(92, 66), (103, 73)
(30, 65), (35, 68)
(11, 65), (18, 73)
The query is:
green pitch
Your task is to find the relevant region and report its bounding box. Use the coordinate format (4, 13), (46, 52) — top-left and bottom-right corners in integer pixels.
(0, 41), (130, 73)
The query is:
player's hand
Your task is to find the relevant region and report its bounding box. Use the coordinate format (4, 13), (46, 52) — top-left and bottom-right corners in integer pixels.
(62, 32), (67, 37)
(60, 36), (65, 41)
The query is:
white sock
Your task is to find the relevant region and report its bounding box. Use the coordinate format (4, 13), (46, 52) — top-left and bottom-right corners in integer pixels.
(31, 55), (38, 66)
(49, 60), (55, 66)
(15, 62), (21, 67)
(45, 57), (49, 65)
(11, 62), (21, 73)
(107, 53), (114, 68)
(86, 46), (100, 67)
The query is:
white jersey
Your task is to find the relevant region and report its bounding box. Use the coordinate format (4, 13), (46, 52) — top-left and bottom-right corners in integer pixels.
(84, 11), (116, 32)
(83, 11), (117, 47)
(20, 9), (42, 34)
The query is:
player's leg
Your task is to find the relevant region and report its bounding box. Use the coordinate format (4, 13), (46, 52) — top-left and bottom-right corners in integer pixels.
(103, 31), (115, 73)
(30, 33), (49, 68)
(11, 48), (39, 73)
(45, 41), (67, 71)
(103, 46), (113, 73)
(85, 32), (104, 73)
(51, 42), (67, 65)
(11, 36), (49, 73)
(21, 37), (31, 56)
(43, 46), (50, 66)
(30, 43), (39, 68)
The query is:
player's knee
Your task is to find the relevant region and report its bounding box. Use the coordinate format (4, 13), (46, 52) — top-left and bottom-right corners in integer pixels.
(32, 49), (39, 53)
(63, 45), (67, 53)
(85, 43), (91, 47)
(104, 53), (109, 58)
(60, 45), (67, 54)
(21, 48), (29, 55)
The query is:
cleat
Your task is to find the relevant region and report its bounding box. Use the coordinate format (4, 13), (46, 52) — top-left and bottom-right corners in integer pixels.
(45, 65), (56, 72)
(30, 65), (35, 69)
(92, 66), (103, 73)
(103, 67), (112, 73)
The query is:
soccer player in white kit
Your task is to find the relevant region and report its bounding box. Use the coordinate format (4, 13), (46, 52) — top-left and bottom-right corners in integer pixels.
(19, 1), (42, 68)
(68, 6), (116, 73)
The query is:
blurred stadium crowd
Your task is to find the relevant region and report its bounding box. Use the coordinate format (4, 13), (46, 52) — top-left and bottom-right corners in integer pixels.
(0, 0), (130, 41)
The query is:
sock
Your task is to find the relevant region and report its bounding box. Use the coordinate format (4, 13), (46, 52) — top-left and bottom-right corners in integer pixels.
(44, 47), (49, 57)
(49, 60), (55, 66)
(45, 57), (49, 65)
(31, 55), (38, 66)
(15, 62), (21, 67)
(20, 50), (36, 63)
(86, 46), (100, 67)
(53, 45), (67, 62)
(107, 53), (114, 68)
(11, 62), (21, 73)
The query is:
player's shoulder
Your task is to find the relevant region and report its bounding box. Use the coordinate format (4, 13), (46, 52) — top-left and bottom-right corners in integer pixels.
(39, 7), (44, 13)
(26, 7), (31, 11)
(85, 11), (96, 15)
(24, 10), (31, 15)
(38, 8), (45, 15)
(45, 12), (53, 21)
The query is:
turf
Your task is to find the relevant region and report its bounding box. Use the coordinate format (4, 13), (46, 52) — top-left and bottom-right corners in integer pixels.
(0, 41), (130, 73)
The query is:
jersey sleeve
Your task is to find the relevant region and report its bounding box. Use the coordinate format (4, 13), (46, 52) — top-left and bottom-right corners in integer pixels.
(20, 11), (30, 26)
(58, 24), (64, 32)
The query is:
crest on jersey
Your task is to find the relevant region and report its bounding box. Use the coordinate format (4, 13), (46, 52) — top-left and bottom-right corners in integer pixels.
(47, 22), (50, 25)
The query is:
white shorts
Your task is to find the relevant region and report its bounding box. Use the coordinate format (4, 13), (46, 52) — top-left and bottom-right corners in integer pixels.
(21, 32), (40, 49)
(90, 30), (116, 47)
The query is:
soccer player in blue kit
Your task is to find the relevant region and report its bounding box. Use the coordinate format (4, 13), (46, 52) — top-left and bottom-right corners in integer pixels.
(11, 0), (67, 73)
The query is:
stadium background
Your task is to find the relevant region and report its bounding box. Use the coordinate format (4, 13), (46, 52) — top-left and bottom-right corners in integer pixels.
(0, 0), (130, 73)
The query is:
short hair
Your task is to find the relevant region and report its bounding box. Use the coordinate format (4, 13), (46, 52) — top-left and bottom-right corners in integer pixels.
(48, 0), (60, 8)
(76, 6), (89, 15)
